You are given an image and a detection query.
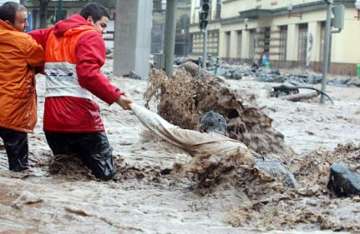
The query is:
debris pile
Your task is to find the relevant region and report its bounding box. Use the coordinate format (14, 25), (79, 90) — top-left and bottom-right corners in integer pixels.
(227, 144), (360, 232)
(215, 64), (323, 84)
(215, 64), (360, 88)
(270, 84), (334, 103)
(145, 62), (293, 157)
(256, 70), (323, 85)
(216, 65), (249, 80)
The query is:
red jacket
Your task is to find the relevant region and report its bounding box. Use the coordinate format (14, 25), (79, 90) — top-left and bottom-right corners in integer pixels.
(30, 14), (123, 132)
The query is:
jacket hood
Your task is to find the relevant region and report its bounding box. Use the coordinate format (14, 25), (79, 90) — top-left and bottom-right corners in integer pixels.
(0, 19), (18, 31)
(53, 14), (93, 37)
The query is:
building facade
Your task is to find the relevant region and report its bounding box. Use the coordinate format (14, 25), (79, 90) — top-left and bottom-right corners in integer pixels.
(190, 0), (360, 75)
(24, 0), (116, 30)
(152, 0), (191, 56)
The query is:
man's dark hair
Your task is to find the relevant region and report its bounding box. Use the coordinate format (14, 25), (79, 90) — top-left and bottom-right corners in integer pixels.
(0, 1), (26, 24)
(80, 2), (110, 22)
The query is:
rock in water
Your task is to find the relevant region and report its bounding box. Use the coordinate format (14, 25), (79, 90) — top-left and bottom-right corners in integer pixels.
(328, 162), (360, 197)
(11, 191), (43, 209)
(199, 111), (227, 135)
(255, 159), (297, 188)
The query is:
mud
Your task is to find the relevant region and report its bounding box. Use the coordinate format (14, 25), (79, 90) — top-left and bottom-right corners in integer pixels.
(141, 64), (360, 232)
(227, 144), (360, 232)
(144, 63), (293, 158)
(0, 60), (360, 233)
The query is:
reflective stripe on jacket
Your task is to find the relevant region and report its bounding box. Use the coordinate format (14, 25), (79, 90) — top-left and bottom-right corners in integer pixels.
(44, 25), (95, 99)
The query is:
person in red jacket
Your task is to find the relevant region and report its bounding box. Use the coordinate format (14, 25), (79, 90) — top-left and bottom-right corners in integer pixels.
(30, 3), (132, 180)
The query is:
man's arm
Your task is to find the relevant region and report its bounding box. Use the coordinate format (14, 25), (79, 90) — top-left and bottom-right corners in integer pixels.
(28, 28), (52, 49)
(28, 29), (52, 72)
(75, 31), (127, 106)
(23, 35), (44, 68)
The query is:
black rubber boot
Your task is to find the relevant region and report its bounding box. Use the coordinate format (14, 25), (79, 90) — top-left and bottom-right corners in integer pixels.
(45, 131), (116, 180)
(0, 127), (29, 171)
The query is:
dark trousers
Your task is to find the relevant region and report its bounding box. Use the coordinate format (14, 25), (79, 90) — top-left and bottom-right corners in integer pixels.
(45, 131), (115, 180)
(0, 127), (29, 171)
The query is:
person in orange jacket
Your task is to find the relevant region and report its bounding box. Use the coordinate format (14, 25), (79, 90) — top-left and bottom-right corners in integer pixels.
(0, 2), (44, 171)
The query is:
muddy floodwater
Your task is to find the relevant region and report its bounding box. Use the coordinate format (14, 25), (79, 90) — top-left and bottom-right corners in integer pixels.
(0, 63), (360, 233)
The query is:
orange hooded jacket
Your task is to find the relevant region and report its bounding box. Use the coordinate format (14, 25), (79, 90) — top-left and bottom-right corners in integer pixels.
(0, 20), (44, 132)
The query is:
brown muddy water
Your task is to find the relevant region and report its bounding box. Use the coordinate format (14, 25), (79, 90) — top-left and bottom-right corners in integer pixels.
(0, 65), (360, 233)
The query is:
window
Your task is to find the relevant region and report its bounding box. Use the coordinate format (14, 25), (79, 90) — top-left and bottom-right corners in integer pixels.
(298, 23), (308, 65)
(225, 31), (231, 58)
(249, 29), (256, 59)
(191, 30), (219, 56)
(237, 31), (242, 58)
(279, 25), (288, 61)
(215, 0), (221, 20)
(319, 21), (326, 63)
(263, 27), (271, 53)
